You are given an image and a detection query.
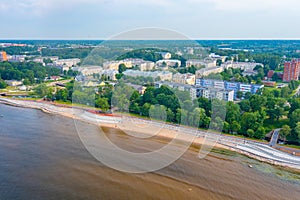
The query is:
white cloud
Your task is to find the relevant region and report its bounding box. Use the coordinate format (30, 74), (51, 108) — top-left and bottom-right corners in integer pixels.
(188, 0), (300, 12)
(0, 0), (173, 15)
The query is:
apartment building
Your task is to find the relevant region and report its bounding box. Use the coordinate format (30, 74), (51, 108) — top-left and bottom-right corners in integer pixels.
(172, 73), (195, 85)
(283, 59), (300, 82)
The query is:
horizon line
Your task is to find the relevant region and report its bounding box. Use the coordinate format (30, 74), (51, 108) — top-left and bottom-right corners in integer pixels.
(1, 38), (300, 41)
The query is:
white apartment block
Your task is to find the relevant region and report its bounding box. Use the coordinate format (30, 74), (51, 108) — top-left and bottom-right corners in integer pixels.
(54, 58), (81, 67)
(103, 59), (155, 71)
(222, 61), (263, 71)
(186, 59), (217, 68)
(123, 70), (172, 81)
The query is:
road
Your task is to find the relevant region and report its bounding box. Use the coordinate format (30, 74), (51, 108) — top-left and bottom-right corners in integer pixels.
(269, 129), (281, 147)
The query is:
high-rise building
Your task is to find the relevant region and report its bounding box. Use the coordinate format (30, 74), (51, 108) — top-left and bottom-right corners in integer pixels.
(0, 51), (7, 61)
(283, 60), (300, 82)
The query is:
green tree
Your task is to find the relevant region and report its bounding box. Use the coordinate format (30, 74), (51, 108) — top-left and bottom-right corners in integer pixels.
(239, 100), (251, 112)
(290, 109), (300, 128)
(236, 91), (243, 99)
(118, 63), (127, 73)
(230, 121), (241, 134)
(249, 95), (266, 112)
(294, 122), (300, 143)
(34, 84), (50, 97)
(56, 89), (68, 102)
(246, 129), (255, 138)
(0, 79), (7, 89)
(254, 127), (266, 139)
(141, 103), (151, 117)
(96, 98), (110, 112)
(280, 125), (291, 142)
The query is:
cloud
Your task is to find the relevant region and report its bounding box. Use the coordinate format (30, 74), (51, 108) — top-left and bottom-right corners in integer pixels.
(0, 0), (173, 16)
(188, 0), (300, 12)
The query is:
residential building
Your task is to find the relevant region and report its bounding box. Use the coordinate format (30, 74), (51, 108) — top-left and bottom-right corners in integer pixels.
(72, 66), (102, 76)
(283, 59), (300, 82)
(0, 51), (8, 61)
(239, 83), (252, 93)
(201, 88), (234, 102)
(196, 79), (264, 99)
(267, 70), (275, 79)
(139, 61), (155, 71)
(54, 58), (81, 67)
(5, 80), (23, 86)
(47, 64), (70, 74)
(103, 61), (121, 70)
(123, 70), (172, 81)
(159, 52), (172, 59)
(33, 57), (44, 64)
(172, 73), (195, 85)
(262, 81), (276, 87)
(186, 59), (216, 68)
(222, 61), (263, 71)
(209, 53), (227, 62)
(155, 81), (234, 101)
(195, 66), (224, 78)
(156, 59), (181, 68)
(8, 55), (25, 62)
(102, 69), (119, 81)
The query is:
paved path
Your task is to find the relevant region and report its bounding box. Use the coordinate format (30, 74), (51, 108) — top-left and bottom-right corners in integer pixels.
(269, 128), (281, 147)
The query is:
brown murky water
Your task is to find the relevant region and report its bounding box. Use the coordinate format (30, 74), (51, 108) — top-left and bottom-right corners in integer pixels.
(0, 104), (299, 200)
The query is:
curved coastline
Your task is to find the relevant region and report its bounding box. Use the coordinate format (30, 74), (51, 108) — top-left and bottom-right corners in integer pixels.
(1, 97), (300, 171)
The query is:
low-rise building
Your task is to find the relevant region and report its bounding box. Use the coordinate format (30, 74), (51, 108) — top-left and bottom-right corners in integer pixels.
(47, 64), (70, 74)
(54, 58), (81, 67)
(102, 69), (119, 81)
(262, 81), (276, 87)
(195, 66), (224, 78)
(222, 61), (263, 71)
(158, 52), (172, 59)
(172, 73), (195, 85)
(196, 79), (264, 99)
(5, 80), (23, 86)
(155, 81), (234, 101)
(186, 59), (216, 68)
(123, 70), (172, 81)
(73, 66), (102, 76)
(8, 55), (26, 62)
(156, 59), (181, 68)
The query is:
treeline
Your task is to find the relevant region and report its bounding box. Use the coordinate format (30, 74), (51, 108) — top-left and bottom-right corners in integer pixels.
(117, 48), (187, 66)
(42, 48), (93, 59)
(0, 61), (61, 85)
(35, 81), (300, 144)
(0, 46), (39, 55)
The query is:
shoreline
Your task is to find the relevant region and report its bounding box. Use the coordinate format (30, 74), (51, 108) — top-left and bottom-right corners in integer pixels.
(1, 97), (300, 171)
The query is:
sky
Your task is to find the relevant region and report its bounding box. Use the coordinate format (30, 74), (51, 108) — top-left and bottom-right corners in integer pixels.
(0, 0), (300, 39)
